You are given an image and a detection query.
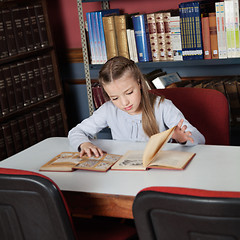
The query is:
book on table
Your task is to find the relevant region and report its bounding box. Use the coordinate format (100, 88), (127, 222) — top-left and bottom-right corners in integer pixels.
(39, 126), (195, 172)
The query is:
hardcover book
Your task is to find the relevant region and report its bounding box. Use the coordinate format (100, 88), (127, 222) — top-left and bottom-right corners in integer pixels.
(132, 14), (152, 62)
(201, 16), (211, 59)
(208, 12), (219, 59)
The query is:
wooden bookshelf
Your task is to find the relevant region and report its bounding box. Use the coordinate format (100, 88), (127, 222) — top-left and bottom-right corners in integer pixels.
(0, 0), (68, 161)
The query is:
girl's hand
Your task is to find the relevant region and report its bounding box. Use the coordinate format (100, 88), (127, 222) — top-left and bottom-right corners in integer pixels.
(79, 142), (104, 157)
(172, 119), (194, 144)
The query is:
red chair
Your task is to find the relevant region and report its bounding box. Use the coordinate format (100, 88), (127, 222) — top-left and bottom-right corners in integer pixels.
(150, 88), (230, 145)
(133, 186), (240, 240)
(0, 168), (137, 240)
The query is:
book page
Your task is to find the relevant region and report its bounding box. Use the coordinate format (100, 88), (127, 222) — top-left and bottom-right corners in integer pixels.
(148, 150), (195, 169)
(73, 153), (122, 172)
(111, 150), (146, 170)
(142, 126), (176, 168)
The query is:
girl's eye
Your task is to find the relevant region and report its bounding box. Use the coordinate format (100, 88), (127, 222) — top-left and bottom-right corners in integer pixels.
(111, 97), (118, 101)
(126, 91), (133, 95)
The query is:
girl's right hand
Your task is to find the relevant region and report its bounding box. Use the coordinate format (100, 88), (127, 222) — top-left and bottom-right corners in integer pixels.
(79, 142), (104, 158)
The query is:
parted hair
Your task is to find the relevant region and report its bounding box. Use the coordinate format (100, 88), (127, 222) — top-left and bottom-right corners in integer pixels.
(98, 56), (160, 137)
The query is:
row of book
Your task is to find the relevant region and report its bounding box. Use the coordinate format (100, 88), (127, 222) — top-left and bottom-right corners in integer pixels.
(0, 101), (65, 161)
(173, 77), (240, 125)
(86, 0), (240, 63)
(0, 54), (57, 117)
(0, 3), (49, 58)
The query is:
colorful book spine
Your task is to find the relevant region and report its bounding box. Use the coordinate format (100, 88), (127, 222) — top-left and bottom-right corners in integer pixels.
(201, 16), (211, 59)
(97, 9), (120, 64)
(163, 12), (173, 61)
(86, 12), (96, 64)
(114, 15), (130, 59)
(209, 12), (219, 59)
(169, 16), (183, 61)
(215, 2), (227, 59)
(132, 14), (152, 62)
(224, 0), (236, 58)
(179, 1), (204, 60)
(146, 13), (161, 62)
(91, 12), (101, 64)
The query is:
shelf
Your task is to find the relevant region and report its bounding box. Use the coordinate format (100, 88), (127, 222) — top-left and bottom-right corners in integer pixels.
(89, 58), (240, 70)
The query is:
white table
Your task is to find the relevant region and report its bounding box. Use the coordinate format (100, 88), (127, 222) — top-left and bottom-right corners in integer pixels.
(1, 137), (240, 218)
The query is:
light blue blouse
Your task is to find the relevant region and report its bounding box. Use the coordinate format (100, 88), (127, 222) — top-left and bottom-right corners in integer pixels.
(68, 97), (205, 151)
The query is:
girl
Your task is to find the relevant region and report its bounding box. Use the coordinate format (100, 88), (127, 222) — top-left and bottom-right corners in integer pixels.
(68, 56), (205, 157)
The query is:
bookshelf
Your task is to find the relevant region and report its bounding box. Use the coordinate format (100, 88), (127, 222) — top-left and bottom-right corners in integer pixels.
(0, 0), (68, 161)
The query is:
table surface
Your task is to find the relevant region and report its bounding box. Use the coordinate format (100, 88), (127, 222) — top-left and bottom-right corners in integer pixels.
(1, 137), (240, 196)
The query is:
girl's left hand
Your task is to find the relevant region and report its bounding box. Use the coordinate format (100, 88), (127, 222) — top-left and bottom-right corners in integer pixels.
(172, 119), (194, 144)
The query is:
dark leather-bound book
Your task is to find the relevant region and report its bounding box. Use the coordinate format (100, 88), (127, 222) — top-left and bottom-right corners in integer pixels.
(2, 122), (15, 157)
(24, 60), (38, 103)
(32, 58), (44, 101)
(10, 119), (23, 153)
(2, 9), (18, 56)
(32, 111), (45, 141)
(17, 62), (31, 106)
(0, 68), (9, 115)
(52, 103), (65, 136)
(0, 127), (7, 161)
(37, 56), (51, 98)
(25, 113), (38, 146)
(2, 65), (16, 112)
(17, 116), (30, 149)
(0, 10), (8, 58)
(46, 104), (58, 137)
(43, 55), (57, 96)
(11, 7), (27, 54)
(20, 6), (34, 51)
(27, 5), (41, 49)
(10, 64), (24, 109)
(34, 4), (49, 47)
(40, 108), (52, 138)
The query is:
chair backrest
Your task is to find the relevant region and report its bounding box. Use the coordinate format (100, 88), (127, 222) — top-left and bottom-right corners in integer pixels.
(150, 88), (230, 145)
(133, 186), (240, 240)
(0, 168), (77, 240)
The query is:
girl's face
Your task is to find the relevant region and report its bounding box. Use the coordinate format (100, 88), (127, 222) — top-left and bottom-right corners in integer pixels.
(103, 72), (142, 115)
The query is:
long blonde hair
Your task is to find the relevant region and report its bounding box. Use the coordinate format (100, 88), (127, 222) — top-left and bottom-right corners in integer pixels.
(98, 56), (160, 137)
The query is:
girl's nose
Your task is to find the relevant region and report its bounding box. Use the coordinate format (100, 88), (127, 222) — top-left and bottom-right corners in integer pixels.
(120, 96), (129, 106)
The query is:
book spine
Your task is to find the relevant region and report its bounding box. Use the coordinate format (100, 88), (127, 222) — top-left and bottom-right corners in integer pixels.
(130, 29), (139, 62)
(201, 16), (212, 59)
(32, 111), (45, 141)
(155, 12), (167, 60)
(93, 11), (104, 64)
(17, 62), (31, 107)
(0, 10), (8, 58)
(46, 104), (58, 136)
(224, 0), (236, 58)
(114, 15), (130, 59)
(86, 12), (96, 64)
(25, 113), (38, 145)
(52, 103), (65, 136)
(132, 14), (152, 62)
(0, 127), (7, 161)
(43, 54), (57, 96)
(24, 60), (38, 103)
(126, 29), (134, 61)
(0, 68), (9, 115)
(37, 56), (51, 98)
(17, 116), (30, 149)
(20, 6), (34, 51)
(2, 65), (16, 112)
(91, 12), (101, 64)
(32, 58), (44, 101)
(11, 8), (27, 54)
(10, 119), (23, 153)
(169, 16), (183, 61)
(219, 2), (228, 58)
(2, 122), (15, 157)
(208, 12), (219, 59)
(10, 64), (24, 109)
(102, 16), (118, 59)
(163, 12), (174, 61)
(27, 5), (41, 49)
(40, 108), (52, 138)
(232, 0), (240, 57)
(34, 4), (49, 47)
(97, 11), (108, 63)
(147, 13), (161, 62)
(2, 9), (18, 56)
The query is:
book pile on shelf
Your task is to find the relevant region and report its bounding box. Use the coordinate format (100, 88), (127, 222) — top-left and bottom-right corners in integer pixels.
(85, 0), (240, 64)
(0, 101), (65, 161)
(0, 54), (57, 116)
(0, 3), (49, 59)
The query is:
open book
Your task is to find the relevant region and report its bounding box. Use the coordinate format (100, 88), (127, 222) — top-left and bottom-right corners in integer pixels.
(39, 152), (122, 172)
(111, 126), (195, 170)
